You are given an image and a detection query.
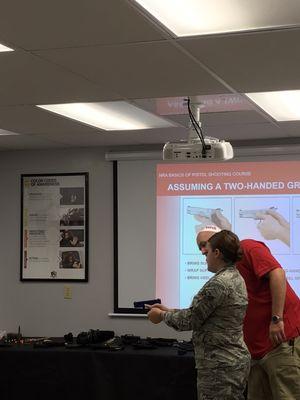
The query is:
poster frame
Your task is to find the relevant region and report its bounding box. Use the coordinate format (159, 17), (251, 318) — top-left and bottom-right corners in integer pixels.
(20, 172), (89, 282)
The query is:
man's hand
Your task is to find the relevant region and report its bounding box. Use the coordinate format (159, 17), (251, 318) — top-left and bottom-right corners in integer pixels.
(269, 320), (286, 347)
(147, 307), (165, 324)
(211, 209), (232, 230)
(194, 210), (232, 233)
(257, 209), (290, 246)
(194, 215), (213, 234)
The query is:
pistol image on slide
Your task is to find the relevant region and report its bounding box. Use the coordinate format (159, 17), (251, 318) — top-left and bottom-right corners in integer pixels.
(239, 207), (277, 220)
(187, 206), (222, 218)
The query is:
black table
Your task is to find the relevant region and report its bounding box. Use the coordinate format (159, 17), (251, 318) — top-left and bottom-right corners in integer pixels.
(0, 342), (197, 400)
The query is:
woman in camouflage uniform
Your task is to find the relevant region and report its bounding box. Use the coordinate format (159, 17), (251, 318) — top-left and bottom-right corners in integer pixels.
(148, 230), (250, 400)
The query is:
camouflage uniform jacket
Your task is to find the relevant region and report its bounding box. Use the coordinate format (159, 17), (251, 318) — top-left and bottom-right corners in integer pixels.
(164, 265), (250, 368)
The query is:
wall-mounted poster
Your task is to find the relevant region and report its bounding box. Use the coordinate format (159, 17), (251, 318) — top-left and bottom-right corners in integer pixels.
(21, 173), (89, 281)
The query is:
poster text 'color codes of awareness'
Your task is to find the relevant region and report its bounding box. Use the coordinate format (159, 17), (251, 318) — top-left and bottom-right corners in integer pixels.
(156, 161), (300, 308)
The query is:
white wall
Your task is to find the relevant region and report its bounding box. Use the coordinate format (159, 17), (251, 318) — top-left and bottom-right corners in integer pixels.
(0, 147), (190, 340)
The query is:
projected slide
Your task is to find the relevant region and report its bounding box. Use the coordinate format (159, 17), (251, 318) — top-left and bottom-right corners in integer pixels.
(156, 161), (300, 308)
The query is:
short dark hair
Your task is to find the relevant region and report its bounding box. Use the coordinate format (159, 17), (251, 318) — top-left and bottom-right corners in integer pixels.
(207, 230), (243, 263)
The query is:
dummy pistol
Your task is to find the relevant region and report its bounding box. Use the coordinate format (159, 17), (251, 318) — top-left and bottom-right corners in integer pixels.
(133, 298), (161, 309)
(187, 206), (222, 217)
(239, 207), (277, 220)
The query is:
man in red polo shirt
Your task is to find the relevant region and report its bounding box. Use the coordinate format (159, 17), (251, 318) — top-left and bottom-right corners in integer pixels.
(237, 239), (300, 400)
(197, 228), (300, 400)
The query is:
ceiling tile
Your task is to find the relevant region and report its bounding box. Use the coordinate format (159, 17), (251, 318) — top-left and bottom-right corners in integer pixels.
(278, 121), (300, 136)
(0, 134), (68, 150)
(0, 0), (167, 50)
(0, 51), (120, 106)
(39, 130), (172, 147)
(202, 110), (271, 126)
(34, 41), (228, 99)
(165, 109), (270, 127)
(180, 29), (300, 92)
(205, 122), (289, 141)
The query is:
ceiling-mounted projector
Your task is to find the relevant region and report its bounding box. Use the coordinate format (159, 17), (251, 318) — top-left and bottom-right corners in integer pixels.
(162, 97), (234, 161)
(163, 136), (234, 161)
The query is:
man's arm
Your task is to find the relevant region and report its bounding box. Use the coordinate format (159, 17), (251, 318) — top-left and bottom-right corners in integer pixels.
(267, 268), (287, 345)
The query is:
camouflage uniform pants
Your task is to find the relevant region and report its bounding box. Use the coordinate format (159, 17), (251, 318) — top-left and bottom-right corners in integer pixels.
(197, 362), (249, 400)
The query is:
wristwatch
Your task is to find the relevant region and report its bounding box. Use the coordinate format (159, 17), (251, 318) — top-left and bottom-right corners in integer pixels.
(271, 315), (283, 324)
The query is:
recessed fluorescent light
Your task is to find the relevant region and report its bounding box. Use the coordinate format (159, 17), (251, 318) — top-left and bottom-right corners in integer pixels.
(0, 43), (14, 52)
(245, 90), (300, 121)
(0, 129), (19, 136)
(37, 101), (176, 131)
(134, 0), (300, 37)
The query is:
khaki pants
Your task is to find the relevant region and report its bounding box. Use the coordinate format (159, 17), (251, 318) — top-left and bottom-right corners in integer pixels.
(248, 336), (300, 400)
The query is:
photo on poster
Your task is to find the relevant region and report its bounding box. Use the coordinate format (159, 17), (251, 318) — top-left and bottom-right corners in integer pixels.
(59, 207), (85, 227)
(60, 229), (84, 247)
(60, 187), (84, 205)
(59, 250), (83, 269)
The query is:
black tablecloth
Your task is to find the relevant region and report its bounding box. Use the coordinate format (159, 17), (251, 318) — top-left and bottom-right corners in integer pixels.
(0, 343), (197, 400)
